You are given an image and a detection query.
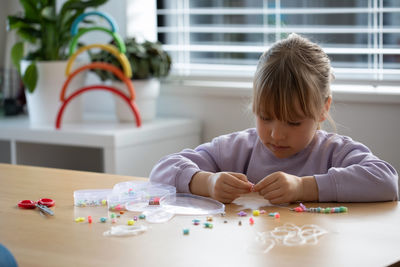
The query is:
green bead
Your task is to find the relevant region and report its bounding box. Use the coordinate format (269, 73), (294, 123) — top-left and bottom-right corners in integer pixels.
(324, 208), (330, 213)
(339, 206), (348, 212)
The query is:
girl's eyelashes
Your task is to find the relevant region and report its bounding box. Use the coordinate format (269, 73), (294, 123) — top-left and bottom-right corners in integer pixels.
(259, 115), (271, 121)
(287, 121), (302, 126)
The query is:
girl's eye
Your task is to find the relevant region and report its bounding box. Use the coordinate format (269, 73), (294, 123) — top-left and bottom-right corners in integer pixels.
(288, 121), (301, 126)
(259, 115), (271, 121)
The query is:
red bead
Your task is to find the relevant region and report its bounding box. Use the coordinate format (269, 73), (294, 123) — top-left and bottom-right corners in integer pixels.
(294, 207), (303, 212)
(249, 217), (254, 225)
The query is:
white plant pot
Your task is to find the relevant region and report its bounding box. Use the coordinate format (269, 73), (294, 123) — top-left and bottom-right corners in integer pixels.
(21, 60), (86, 126)
(112, 79), (160, 122)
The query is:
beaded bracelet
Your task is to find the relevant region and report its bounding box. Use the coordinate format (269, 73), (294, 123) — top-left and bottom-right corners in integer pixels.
(290, 203), (348, 213)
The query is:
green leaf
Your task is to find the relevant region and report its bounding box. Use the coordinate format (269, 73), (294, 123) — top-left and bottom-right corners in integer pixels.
(22, 63), (38, 93)
(16, 27), (39, 44)
(19, 0), (40, 20)
(11, 42), (24, 73)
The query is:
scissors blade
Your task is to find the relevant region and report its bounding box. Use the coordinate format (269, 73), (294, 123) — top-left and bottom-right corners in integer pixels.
(36, 204), (54, 216)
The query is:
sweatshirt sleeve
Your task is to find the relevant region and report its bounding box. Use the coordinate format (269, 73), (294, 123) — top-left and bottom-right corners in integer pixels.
(149, 140), (221, 193)
(314, 139), (398, 202)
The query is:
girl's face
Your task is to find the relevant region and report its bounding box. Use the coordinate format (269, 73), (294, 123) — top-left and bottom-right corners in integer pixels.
(256, 113), (319, 159)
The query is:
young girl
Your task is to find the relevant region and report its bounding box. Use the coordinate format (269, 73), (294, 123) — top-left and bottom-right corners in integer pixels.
(149, 33), (398, 204)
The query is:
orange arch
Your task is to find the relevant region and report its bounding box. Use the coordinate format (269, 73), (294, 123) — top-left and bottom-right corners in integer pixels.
(56, 85), (141, 129)
(60, 62), (135, 101)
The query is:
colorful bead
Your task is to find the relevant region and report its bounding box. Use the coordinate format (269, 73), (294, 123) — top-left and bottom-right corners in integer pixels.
(183, 228), (190, 235)
(274, 212), (280, 218)
(249, 217), (254, 225)
(133, 216), (138, 221)
(88, 216), (92, 224)
(119, 211), (125, 215)
(110, 213), (116, 219)
(127, 219), (135, 225)
(268, 212), (276, 217)
(192, 219), (201, 225)
(139, 214), (146, 219)
(252, 210), (260, 216)
(100, 217), (107, 223)
(260, 210), (266, 214)
(101, 199), (107, 206)
(340, 206), (348, 212)
(204, 222), (213, 228)
(111, 218), (117, 223)
(238, 221), (242, 226)
(75, 217), (85, 222)
(237, 211), (247, 217)
(206, 216), (213, 221)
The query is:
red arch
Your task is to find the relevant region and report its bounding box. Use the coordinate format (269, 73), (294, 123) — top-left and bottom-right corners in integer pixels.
(60, 62), (136, 101)
(56, 85), (141, 129)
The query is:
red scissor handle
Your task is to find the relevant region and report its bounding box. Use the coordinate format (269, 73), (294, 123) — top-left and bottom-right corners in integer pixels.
(18, 198), (55, 209)
(38, 198), (55, 207)
(18, 200), (36, 209)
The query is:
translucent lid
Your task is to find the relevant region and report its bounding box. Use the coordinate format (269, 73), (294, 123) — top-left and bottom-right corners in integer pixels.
(160, 193), (225, 215)
(139, 193), (225, 223)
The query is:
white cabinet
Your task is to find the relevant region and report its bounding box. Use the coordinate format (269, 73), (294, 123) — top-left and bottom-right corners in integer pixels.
(0, 116), (201, 177)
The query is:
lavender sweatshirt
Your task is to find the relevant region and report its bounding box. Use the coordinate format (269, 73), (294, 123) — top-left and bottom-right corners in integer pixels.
(149, 129), (398, 202)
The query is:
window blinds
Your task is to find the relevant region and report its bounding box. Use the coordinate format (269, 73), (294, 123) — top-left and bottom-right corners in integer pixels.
(157, 0), (400, 83)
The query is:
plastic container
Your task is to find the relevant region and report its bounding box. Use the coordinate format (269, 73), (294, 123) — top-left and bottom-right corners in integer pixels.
(74, 189), (112, 207)
(108, 181), (176, 211)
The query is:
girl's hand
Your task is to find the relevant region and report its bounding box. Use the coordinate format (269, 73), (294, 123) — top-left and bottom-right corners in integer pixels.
(207, 172), (252, 203)
(253, 171), (304, 204)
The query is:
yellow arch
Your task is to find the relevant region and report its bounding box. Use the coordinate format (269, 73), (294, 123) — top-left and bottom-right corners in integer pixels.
(65, 44), (132, 78)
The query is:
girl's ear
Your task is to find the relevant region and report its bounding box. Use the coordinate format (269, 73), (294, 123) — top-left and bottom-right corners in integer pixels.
(319, 95), (332, 122)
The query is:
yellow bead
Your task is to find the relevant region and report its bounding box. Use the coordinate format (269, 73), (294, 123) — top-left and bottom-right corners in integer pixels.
(252, 210), (260, 216)
(101, 199), (107, 206)
(127, 219), (135, 225)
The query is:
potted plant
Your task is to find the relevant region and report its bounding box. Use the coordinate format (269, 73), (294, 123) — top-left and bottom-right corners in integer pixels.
(89, 37), (172, 122)
(7, 0), (108, 125)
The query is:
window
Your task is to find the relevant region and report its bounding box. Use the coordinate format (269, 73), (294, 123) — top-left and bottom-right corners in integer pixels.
(157, 0), (400, 85)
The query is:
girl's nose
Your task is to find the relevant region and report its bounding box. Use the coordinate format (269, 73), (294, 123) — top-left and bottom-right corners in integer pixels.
(270, 121), (287, 140)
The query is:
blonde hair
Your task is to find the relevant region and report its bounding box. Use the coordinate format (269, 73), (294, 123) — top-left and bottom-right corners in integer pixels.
(252, 33), (334, 127)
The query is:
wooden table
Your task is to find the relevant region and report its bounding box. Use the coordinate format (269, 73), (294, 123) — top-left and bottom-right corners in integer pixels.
(0, 164), (399, 267)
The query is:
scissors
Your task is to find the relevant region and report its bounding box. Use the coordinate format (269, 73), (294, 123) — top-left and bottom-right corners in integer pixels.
(17, 198), (55, 216)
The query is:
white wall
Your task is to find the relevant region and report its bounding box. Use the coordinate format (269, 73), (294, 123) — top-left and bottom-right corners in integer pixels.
(157, 82), (400, 176)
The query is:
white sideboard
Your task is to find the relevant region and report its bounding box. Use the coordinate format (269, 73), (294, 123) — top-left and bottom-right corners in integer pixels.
(0, 115), (201, 177)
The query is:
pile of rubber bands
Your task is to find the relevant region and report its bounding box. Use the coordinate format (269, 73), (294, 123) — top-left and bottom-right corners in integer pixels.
(247, 223), (328, 254)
